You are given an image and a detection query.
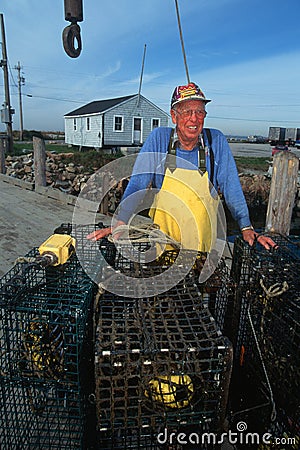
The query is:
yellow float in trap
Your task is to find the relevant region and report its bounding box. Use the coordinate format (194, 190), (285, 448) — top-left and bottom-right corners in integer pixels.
(145, 374), (194, 409)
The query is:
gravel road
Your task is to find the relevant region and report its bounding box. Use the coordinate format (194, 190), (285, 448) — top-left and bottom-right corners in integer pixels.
(229, 142), (300, 158)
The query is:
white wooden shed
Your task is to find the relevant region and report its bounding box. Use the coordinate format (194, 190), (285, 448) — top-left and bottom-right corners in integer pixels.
(64, 94), (169, 150)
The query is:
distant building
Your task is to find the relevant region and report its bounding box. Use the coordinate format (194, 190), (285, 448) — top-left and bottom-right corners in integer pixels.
(247, 135), (267, 143)
(64, 94), (169, 150)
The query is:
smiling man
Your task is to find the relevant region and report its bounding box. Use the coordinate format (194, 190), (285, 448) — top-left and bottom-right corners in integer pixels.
(88, 82), (276, 251)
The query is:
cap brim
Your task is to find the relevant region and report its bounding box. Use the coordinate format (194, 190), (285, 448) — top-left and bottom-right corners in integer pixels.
(172, 96), (211, 107)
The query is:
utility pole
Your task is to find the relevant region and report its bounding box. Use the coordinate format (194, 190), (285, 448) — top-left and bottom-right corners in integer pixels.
(15, 61), (25, 141)
(0, 13), (14, 153)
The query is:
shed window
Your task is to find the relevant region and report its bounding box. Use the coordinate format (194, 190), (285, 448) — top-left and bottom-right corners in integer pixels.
(114, 116), (123, 132)
(73, 118), (77, 131)
(152, 118), (160, 130)
(86, 117), (90, 131)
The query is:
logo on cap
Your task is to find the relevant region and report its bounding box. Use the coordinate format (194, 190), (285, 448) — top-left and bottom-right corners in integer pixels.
(171, 82), (210, 108)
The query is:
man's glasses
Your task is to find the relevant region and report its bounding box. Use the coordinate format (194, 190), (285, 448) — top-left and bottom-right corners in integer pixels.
(175, 108), (207, 119)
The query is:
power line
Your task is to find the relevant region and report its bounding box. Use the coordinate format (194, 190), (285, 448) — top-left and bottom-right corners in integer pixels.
(22, 93), (85, 104)
(4, 88), (105, 105)
(209, 115), (300, 123)
(8, 59), (18, 88)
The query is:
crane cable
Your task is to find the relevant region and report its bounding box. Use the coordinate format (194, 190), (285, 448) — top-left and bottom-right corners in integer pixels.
(174, 0), (190, 84)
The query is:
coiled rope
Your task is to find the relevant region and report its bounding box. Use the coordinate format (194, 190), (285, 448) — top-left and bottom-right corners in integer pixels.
(108, 223), (181, 249)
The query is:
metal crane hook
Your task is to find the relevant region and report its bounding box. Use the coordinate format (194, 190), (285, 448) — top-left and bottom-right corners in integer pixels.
(62, 23), (82, 58)
(62, 0), (83, 58)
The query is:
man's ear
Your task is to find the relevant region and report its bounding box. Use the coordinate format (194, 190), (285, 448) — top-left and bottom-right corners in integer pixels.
(170, 109), (177, 124)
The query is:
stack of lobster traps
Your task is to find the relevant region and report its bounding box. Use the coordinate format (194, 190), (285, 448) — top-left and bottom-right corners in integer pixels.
(229, 234), (300, 446)
(0, 221), (250, 449)
(0, 247), (97, 449)
(94, 279), (232, 449)
(72, 223), (235, 449)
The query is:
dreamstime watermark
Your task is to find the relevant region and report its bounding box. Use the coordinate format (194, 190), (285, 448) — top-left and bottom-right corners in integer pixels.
(72, 153), (227, 298)
(156, 421), (297, 447)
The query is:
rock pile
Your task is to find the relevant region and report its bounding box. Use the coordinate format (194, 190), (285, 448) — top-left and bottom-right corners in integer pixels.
(4, 152), (126, 212)
(5, 154), (35, 183)
(5, 152), (97, 193)
(4, 153), (300, 213)
(239, 173), (271, 207)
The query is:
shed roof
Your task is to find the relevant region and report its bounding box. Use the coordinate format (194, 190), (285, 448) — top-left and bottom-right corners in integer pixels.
(64, 94), (137, 117)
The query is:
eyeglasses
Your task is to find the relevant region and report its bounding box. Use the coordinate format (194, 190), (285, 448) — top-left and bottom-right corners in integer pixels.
(175, 108), (207, 119)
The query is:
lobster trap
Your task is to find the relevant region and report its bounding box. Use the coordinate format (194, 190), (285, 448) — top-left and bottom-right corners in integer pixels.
(94, 277), (233, 449)
(56, 223), (235, 448)
(228, 361), (275, 440)
(155, 249), (236, 340)
(258, 408), (300, 449)
(230, 234), (300, 437)
(69, 222), (235, 338)
(0, 249), (97, 449)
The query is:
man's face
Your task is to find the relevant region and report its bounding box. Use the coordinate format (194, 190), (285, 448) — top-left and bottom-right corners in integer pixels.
(171, 100), (206, 144)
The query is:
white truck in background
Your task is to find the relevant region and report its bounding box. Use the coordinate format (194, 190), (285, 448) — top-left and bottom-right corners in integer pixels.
(268, 127), (300, 147)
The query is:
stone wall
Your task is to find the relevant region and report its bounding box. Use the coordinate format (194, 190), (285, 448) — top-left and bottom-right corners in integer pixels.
(3, 152), (300, 213)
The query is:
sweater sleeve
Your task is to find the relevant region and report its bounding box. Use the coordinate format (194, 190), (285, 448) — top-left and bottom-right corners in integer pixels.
(116, 127), (171, 223)
(207, 129), (251, 229)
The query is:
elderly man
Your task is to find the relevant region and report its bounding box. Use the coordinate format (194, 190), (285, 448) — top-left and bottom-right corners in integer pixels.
(88, 82), (276, 251)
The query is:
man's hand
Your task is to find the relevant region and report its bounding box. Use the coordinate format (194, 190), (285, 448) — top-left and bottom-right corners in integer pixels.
(86, 220), (126, 241)
(242, 228), (278, 250)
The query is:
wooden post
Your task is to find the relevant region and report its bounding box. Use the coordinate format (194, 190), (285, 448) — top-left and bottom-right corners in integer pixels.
(265, 151), (299, 235)
(0, 136), (7, 174)
(33, 136), (47, 187)
(100, 173), (109, 214)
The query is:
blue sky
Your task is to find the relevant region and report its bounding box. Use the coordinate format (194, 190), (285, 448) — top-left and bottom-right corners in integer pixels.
(1, 0), (300, 136)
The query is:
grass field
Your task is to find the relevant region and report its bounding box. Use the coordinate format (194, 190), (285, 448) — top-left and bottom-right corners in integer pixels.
(234, 156), (271, 173)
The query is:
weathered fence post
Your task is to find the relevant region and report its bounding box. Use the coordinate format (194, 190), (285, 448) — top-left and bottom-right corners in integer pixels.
(0, 135), (8, 174)
(265, 151), (299, 235)
(33, 136), (46, 187)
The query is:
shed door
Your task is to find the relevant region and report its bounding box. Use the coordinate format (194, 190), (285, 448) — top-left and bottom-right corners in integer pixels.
(133, 117), (142, 144)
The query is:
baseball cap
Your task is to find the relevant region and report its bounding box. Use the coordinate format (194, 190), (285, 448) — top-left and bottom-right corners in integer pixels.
(171, 82), (211, 108)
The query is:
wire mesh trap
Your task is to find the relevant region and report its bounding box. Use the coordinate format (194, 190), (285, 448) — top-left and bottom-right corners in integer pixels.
(68, 222), (235, 331)
(0, 249), (97, 449)
(94, 279), (233, 449)
(230, 234), (300, 438)
(228, 364), (274, 438)
(258, 408), (300, 450)
(53, 223), (235, 448)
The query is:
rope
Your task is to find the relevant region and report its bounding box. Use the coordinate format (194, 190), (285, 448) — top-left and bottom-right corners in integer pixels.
(256, 279), (288, 416)
(14, 256), (37, 265)
(259, 279), (289, 300)
(108, 223), (181, 248)
(247, 300), (277, 422)
(258, 279), (289, 336)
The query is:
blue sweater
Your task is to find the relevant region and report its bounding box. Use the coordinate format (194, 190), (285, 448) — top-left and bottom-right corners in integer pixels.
(117, 127), (251, 230)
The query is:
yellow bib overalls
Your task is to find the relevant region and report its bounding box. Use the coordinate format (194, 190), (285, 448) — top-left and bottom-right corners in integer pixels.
(149, 161), (219, 253)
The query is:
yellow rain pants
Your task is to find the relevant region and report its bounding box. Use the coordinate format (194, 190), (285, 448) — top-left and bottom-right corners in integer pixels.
(149, 167), (219, 253)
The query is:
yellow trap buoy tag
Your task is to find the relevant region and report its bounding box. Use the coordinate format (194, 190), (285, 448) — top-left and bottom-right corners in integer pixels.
(38, 234), (76, 266)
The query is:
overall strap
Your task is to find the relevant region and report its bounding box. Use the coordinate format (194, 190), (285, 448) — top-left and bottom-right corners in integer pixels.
(166, 128), (176, 171)
(198, 142), (206, 173)
(204, 128), (215, 185)
(168, 128), (176, 155)
(167, 128), (215, 185)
